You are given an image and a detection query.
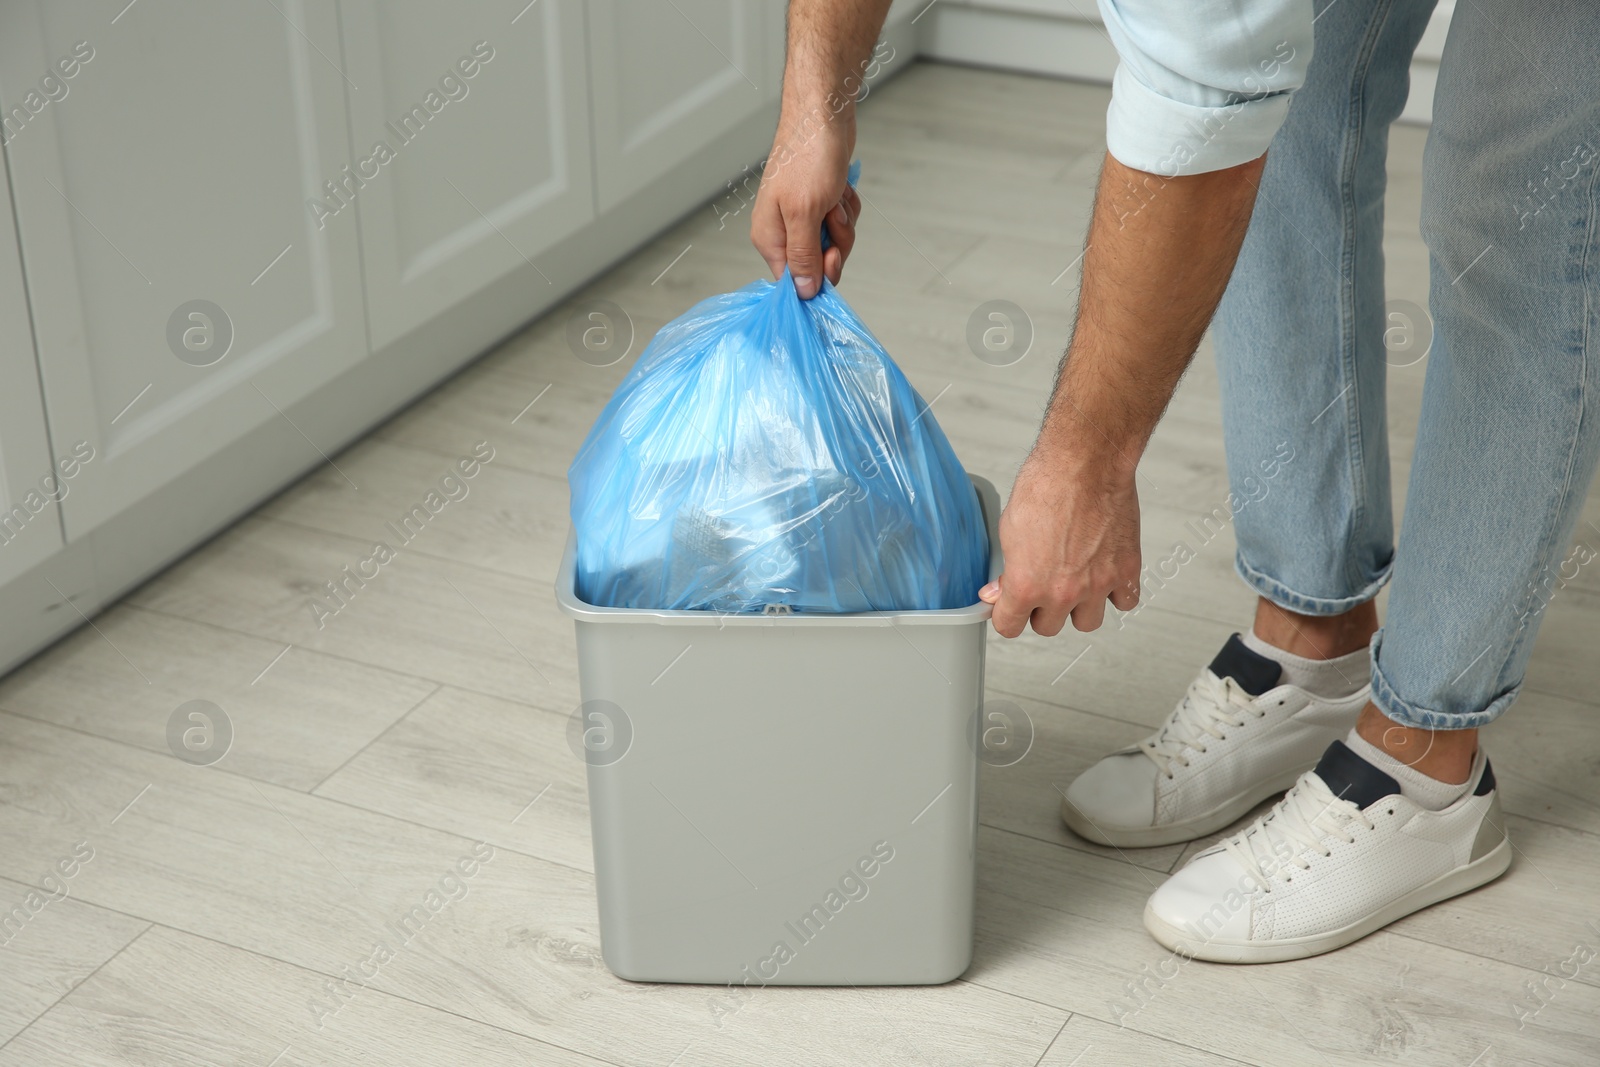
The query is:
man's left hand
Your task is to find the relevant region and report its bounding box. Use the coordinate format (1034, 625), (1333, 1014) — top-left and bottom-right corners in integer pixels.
(979, 447), (1143, 637)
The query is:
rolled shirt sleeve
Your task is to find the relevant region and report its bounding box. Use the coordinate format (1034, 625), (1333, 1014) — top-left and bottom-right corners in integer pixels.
(1095, 0), (1315, 176)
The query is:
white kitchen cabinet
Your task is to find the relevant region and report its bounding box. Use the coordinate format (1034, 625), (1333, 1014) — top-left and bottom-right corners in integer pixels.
(0, 0), (818, 675)
(0, 156), (64, 588)
(586, 0), (772, 212)
(0, 0), (368, 538)
(339, 0), (595, 352)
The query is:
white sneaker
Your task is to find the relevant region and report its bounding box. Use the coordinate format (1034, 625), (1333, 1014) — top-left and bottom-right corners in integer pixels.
(1060, 635), (1368, 847)
(1143, 740), (1511, 963)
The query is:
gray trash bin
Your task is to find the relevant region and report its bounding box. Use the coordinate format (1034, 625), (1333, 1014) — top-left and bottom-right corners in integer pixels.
(555, 474), (1001, 986)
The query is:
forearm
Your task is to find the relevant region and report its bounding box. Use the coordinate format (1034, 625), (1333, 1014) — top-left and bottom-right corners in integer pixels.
(1039, 151), (1266, 475)
(779, 0), (894, 128)
(753, 0), (891, 294)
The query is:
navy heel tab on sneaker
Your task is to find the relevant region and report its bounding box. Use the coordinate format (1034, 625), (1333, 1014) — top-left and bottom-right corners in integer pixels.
(1314, 740), (1402, 808)
(1474, 757), (1496, 796)
(1207, 633), (1282, 696)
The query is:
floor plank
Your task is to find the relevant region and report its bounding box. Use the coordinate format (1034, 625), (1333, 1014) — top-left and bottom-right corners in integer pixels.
(259, 435), (573, 585)
(1041, 1013), (1253, 1067)
(0, 875), (148, 1045)
(126, 515), (577, 709)
(0, 925), (611, 1067)
(314, 685), (594, 873)
(0, 605), (435, 792)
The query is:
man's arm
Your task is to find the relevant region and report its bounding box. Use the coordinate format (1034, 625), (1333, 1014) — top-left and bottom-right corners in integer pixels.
(980, 151), (1266, 637)
(750, 0), (893, 298)
(979, 0), (1311, 637)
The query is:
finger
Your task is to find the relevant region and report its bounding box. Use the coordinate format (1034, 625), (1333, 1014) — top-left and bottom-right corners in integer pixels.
(1069, 596), (1108, 633)
(990, 582), (1033, 640)
(1028, 604), (1071, 638)
(783, 203), (825, 299)
(1108, 580), (1140, 614)
(823, 246), (844, 287)
(750, 200), (788, 280)
(978, 580), (1000, 603)
(825, 199), (856, 264)
(842, 185), (861, 228)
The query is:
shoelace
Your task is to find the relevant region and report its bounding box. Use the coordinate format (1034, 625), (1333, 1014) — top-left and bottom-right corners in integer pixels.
(1222, 773), (1374, 893)
(1138, 672), (1265, 778)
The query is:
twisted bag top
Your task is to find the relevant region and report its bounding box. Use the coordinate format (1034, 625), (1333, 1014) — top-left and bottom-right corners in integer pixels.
(567, 268), (988, 614)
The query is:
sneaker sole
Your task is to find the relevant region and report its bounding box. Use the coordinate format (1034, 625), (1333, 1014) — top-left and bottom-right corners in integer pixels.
(1141, 835), (1514, 963)
(1060, 764), (1312, 849)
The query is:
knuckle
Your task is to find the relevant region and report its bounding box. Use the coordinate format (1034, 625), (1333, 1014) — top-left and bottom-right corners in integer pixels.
(787, 195), (831, 221)
(1001, 575), (1034, 599)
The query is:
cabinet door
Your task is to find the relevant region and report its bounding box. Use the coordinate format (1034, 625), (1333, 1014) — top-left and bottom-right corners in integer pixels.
(0, 0), (367, 538)
(587, 0), (771, 212)
(0, 155), (63, 587)
(339, 0), (595, 352)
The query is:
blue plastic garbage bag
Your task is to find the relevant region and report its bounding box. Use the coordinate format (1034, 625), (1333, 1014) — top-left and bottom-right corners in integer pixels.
(567, 266), (989, 614)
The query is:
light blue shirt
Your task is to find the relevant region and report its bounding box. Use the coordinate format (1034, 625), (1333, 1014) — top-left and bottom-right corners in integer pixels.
(1096, 0), (1315, 176)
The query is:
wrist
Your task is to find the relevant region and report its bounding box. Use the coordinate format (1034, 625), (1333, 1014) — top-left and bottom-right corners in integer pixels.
(775, 97), (856, 151)
(779, 66), (861, 132)
(1033, 402), (1144, 482)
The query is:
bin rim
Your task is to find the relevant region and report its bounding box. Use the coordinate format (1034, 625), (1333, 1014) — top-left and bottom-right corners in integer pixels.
(555, 473), (1002, 628)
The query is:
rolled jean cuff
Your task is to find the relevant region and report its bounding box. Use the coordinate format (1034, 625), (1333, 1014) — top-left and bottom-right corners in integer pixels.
(1233, 550), (1392, 616)
(1369, 629), (1518, 729)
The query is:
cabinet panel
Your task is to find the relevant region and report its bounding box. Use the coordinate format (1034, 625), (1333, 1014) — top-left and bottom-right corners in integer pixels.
(340, 0), (594, 352)
(0, 0), (367, 538)
(588, 0), (771, 211)
(0, 152), (63, 586)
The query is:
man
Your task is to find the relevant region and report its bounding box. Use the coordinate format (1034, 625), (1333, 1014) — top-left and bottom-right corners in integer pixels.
(753, 0), (1600, 963)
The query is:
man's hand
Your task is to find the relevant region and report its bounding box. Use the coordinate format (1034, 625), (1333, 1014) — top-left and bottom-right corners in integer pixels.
(750, 123), (860, 300)
(751, 0), (890, 299)
(980, 151), (1267, 638)
(980, 448), (1142, 636)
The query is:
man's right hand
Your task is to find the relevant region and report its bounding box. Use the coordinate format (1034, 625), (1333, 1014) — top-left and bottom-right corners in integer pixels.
(750, 116), (860, 299)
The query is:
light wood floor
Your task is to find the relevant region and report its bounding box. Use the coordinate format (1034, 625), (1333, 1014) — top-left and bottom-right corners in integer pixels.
(4, 63), (1600, 1066)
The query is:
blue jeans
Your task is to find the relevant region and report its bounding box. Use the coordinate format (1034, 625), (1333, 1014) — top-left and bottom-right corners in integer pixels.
(1214, 0), (1600, 729)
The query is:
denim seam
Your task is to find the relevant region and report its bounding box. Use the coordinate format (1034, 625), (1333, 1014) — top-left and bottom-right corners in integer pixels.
(1488, 135), (1600, 698)
(1369, 628), (1518, 729)
(1334, 0), (1398, 596)
(1235, 547), (1391, 615)
(1235, 1), (1404, 615)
